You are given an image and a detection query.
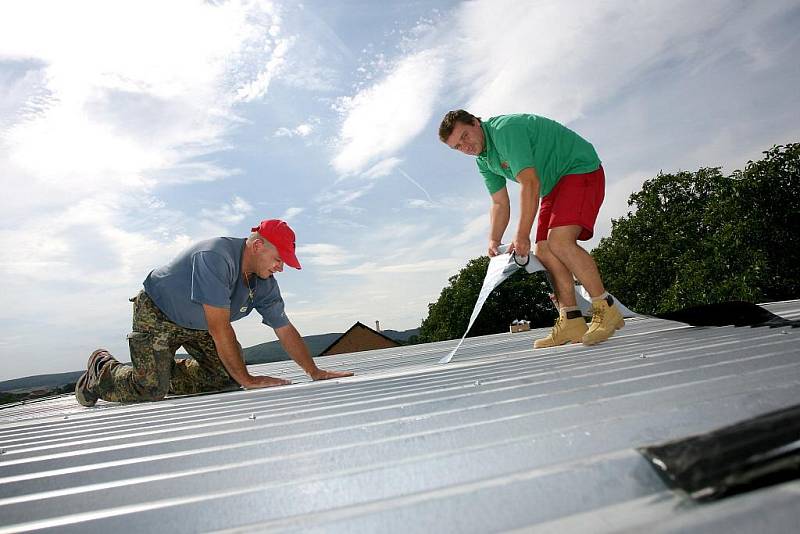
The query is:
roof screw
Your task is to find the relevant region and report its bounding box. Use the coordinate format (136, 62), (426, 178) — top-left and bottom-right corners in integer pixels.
(474, 379), (483, 386)
(0, 449), (5, 455)
(63, 415), (69, 420)
(780, 330), (788, 335)
(248, 413), (257, 420)
(640, 353), (646, 359)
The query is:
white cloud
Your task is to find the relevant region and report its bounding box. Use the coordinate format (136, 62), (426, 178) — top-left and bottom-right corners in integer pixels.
(407, 199), (436, 209)
(332, 48), (446, 175)
(295, 124), (313, 136)
(0, 191), (185, 282)
(234, 37), (292, 102)
(314, 183), (375, 214)
(280, 207), (304, 221)
(231, 3), (294, 104)
(274, 122), (314, 138)
(361, 157), (402, 179)
(331, 257), (462, 276)
(0, 0), (285, 199)
(275, 3), (353, 93)
(450, 214), (489, 246)
(0, 0), (285, 260)
(295, 243), (352, 266)
(327, 0), (798, 190)
(398, 169), (435, 204)
(199, 196), (254, 226)
(452, 0), (793, 121)
(323, 213), (486, 277)
(0, 0), (296, 379)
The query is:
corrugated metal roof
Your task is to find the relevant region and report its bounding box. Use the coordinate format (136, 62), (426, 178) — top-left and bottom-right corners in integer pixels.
(1, 301), (799, 533)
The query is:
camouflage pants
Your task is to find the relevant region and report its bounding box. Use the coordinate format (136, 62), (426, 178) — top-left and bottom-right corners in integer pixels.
(96, 290), (239, 403)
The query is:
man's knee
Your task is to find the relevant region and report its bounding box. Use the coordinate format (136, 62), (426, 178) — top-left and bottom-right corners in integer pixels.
(535, 241), (556, 264)
(127, 331), (174, 401)
(546, 231), (579, 258)
(133, 366), (171, 401)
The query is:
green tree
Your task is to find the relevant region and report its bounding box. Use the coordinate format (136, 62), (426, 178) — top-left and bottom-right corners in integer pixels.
(725, 144), (800, 301)
(593, 143), (799, 314)
(418, 256), (555, 343)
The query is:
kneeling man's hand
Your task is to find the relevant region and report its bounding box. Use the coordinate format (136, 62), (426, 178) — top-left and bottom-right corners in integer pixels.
(310, 369), (354, 381)
(243, 375), (292, 388)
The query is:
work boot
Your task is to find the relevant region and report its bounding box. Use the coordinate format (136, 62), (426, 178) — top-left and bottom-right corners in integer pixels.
(534, 310), (588, 348)
(582, 296), (625, 346)
(75, 349), (118, 407)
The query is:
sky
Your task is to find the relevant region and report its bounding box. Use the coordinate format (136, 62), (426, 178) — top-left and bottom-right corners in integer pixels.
(1, 0), (799, 381)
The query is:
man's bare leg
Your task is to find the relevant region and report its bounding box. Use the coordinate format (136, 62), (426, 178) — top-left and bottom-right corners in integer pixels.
(545, 225), (623, 345)
(534, 240), (578, 306)
(545, 225), (605, 298)
(532, 238), (590, 348)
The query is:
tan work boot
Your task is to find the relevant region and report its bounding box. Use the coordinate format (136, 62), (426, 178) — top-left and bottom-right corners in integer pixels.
(582, 296), (625, 346)
(534, 310), (588, 348)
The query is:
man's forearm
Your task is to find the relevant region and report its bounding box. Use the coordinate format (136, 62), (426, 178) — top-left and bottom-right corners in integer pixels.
(209, 324), (253, 387)
(275, 323), (320, 376)
(490, 202), (510, 242)
(516, 180), (539, 240)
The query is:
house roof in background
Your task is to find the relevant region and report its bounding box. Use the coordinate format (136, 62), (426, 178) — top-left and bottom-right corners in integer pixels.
(319, 321), (401, 356)
(1, 301), (799, 533)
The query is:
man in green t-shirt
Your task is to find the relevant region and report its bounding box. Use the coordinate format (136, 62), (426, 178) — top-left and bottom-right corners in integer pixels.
(439, 110), (623, 347)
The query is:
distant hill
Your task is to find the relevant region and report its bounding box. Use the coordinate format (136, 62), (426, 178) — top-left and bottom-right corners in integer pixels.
(0, 327), (420, 394)
(381, 328), (419, 342)
(242, 332), (343, 364)
(0, 371), (84, 393)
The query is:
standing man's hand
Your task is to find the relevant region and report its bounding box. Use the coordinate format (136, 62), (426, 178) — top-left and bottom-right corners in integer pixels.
(488, 239), (502, 257)
(510, 235), (531, 258)
(310, 369), (354, 381)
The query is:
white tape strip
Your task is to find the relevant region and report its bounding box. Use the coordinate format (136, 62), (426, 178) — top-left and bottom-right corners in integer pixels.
(438, 253), (521, 364)
(439, 247), (636, 364)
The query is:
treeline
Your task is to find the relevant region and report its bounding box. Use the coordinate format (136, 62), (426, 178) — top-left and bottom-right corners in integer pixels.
(0, 383), (76, 406)
(417, 143), (799, 342)
(594, 143), (799, 314)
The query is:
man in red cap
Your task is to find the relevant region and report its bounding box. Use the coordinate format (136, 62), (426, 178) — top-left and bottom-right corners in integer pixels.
(75, 219), (353, 406)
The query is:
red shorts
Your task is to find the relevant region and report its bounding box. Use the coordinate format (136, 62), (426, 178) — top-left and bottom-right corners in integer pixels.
(535, 166), (605, 243)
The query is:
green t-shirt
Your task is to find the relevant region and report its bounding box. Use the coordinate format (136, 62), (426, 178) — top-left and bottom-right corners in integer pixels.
(476, 114), (601, 197)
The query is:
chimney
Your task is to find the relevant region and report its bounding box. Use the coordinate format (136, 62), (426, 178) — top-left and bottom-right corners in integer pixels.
(375, 320), (381, 332)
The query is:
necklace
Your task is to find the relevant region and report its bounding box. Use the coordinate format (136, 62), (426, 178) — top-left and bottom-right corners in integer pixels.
(244, 272), (255, 301)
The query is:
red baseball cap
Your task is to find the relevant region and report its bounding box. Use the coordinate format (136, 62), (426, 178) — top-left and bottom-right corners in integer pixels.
(251, 219), (302, 269)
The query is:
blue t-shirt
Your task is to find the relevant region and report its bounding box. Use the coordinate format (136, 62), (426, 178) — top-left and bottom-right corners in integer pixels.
(143, 237), (289, 330)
